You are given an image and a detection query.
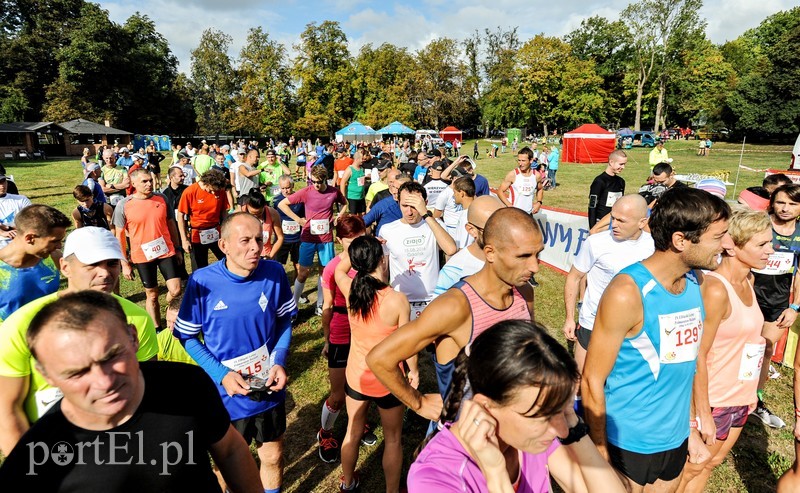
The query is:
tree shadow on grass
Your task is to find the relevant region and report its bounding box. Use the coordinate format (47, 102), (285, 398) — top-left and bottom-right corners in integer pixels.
(731, 417), (781, 492)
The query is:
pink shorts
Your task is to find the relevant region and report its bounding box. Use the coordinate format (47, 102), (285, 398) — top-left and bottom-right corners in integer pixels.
(711, 405), (749, 441)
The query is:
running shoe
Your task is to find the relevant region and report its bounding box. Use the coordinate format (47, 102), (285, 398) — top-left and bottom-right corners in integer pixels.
(316, 428), (339, 463)
(340, 472), (360, 492)
(753, 400), (786, 429)
(360, 424), (377, 446)
(315, 305), (323, 316)
(769, 364), (781, 380)
(299, 295), (309, 304)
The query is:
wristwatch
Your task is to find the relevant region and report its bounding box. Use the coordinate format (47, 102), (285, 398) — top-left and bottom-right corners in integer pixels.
(558, 416), (590, 445)
(423, 211), (433, 220)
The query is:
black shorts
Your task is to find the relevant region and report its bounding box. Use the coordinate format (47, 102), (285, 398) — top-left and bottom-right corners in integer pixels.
(576, 324), (592, 350)
(607, 438), (688, 486)
(275, 241), (300, 265)
(232, 401), (287, 444)
(345, 382), (402, 410)
(347, 198), (366, 214)
(134, 255), (180, 289)
(327, 342), (350, 369)
(758, 301), (788, 324)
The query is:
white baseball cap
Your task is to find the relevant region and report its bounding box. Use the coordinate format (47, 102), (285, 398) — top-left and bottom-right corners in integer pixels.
(63, 227), (125, 264)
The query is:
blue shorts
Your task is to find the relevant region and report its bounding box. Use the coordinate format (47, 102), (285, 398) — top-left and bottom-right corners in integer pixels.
(299, 242), (335, 267)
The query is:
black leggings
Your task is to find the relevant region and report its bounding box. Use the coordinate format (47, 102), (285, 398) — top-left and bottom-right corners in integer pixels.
(190, 241), (224, 271)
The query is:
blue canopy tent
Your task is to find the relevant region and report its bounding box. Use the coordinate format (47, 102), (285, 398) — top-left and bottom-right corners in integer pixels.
(335, 121), (382, 142)
(377, 121), (415, 135)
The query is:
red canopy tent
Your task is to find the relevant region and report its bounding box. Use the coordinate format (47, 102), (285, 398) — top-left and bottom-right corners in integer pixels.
(439, 126), (462, 143)
(562, 124), (616, 164)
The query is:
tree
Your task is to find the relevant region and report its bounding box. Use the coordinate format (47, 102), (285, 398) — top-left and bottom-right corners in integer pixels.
(232, 27), (294, 138)
(351, 43), (414, 128)
(479, 27), (523, 134)
(190, 28), (237, 135)
(293, 21), (354, 136)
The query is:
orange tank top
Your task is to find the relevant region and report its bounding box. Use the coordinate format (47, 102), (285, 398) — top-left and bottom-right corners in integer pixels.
(346, 287), (400, 397)
(705, 272), (765, 408)
(260, 208), (275, 257)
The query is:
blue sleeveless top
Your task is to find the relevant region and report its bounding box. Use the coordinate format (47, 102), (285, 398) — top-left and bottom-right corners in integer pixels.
(605, 262), (704, 454)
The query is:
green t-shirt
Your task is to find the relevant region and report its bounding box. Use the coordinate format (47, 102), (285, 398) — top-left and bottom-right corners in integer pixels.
(259, 162), (284, 202)
(192, 154), (215, 175)
(365, 181), (389, 203)
(0, 293), (158, 423)
(157, 329), (197, 366)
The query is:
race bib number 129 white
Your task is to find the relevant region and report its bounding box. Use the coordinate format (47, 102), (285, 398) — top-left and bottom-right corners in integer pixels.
(658, 307), (703, 364)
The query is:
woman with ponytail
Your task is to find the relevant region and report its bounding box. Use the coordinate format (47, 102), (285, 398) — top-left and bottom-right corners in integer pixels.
(238, 189), (284, 259)
(334, 235), (417, 492)
(409, 320), (624, 493)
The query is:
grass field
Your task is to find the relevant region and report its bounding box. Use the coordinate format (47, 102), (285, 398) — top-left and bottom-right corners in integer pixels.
(2, 138), (797, 492)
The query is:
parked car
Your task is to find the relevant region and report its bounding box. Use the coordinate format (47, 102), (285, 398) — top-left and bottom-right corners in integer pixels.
(630, 132), (656, 147)
(415, 129), (444, 146)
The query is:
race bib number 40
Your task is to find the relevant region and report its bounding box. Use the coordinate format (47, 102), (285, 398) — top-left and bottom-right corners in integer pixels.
(141, 236), (168, 261)
(658, 307), (703, 364)
(221, 344), (271, 380)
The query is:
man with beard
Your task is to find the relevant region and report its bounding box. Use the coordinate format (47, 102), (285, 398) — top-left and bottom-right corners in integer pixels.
(583, 187), (727, 492)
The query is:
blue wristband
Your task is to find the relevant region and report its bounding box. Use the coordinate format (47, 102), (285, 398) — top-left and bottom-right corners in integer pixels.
(790, 304), (800, 312)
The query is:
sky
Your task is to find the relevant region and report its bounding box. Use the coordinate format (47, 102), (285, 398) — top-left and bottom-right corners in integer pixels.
(98, 0), (799, 72)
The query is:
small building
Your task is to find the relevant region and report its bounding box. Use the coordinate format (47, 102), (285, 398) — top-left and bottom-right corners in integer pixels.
(58, 119), (132, 156)
(0, 123), (38, 158)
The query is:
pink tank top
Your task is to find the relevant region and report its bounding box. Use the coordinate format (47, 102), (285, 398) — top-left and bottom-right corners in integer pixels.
(705, 272), (765, 408)
(455, 280), (531, 344)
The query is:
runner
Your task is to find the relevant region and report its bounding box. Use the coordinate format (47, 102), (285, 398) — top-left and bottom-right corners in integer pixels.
(339, 152), (367, 216)
(333, 235), (416, 492)
(450, 176), (477, 250)
(277, 166), (347, 313)
(316, 216), (378, 463)
(273, 175), (304, 287)
(423, 161), (449, 208)
(369, 207), (539, 419)
(379, 181), (457, 320)
(563, 194), (653, 373)
(409, 320), (625, 493)
(679, 207), (771, 492)
(0, 226), (158, 455)
(113, 168), (182, 330)
(259, 149), (291, 204)
(0, 291), (263, 491)
(71, 185), (113, 231)
(587, 150), (627, 228)
(751, 183), (800, 428)
(178, 169), (229, 270)
(498, 147), (543, 215)
(363, 173), (407, 236)
(365, 159), (392, 210)
(239, 189), (284, 260)
(0, 205), (68, 322)
(582, 187), (727, 492)
(237, 148), (261, 198)
(175, 212), (296, 493)
(98, 148), (130, 207)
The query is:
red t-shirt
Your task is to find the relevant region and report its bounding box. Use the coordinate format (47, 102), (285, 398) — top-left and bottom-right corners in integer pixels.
(178, 183), (229, 244)
(334, 157), (354, 185)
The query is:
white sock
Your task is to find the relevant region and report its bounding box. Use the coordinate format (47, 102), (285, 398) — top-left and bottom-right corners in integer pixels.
(293, 279), (304, 306)
(316, 277), (323, 310)
(321, 399), (340, 431)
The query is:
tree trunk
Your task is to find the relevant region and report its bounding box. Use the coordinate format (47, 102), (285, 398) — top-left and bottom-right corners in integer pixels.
(634, 79), (644, 131)
(654, 77), (666, 134)
(543, 123), (548, 136)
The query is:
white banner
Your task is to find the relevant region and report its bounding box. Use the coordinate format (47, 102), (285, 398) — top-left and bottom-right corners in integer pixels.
(532, 207), (590, 274)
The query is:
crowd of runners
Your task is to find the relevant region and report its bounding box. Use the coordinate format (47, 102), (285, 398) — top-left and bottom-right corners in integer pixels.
(0, 138), (799, 493)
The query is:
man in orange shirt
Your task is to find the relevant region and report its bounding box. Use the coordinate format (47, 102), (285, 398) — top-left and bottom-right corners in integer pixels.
(113, 168), (183, 329)
(178, 170), (230, 270)
(333, 147), (354, 187)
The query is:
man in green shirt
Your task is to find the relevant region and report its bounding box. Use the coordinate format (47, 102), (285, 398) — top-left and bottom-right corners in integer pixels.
(258, 149), (291, 203)
(0, 226), (158, 455)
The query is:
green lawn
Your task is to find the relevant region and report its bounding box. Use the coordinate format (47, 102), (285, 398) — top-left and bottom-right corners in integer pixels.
(2, 138), (796, 492)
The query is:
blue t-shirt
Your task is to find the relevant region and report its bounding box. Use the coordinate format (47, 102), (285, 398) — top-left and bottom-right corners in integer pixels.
(273, 194), (305, 244)
(474, 174), (490, 197)
(0, 257), (60, 322)
(414, 165), (428, 184)
(548, 149), (560, 170)
(174, 260), (297, 420)
(363, 198), (402, 236)
(116, 156), (133, 168)
(82, 177), (107, 204)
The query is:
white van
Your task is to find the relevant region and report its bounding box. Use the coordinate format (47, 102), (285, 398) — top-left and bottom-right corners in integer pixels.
(791, 133), (800, 170)
(415, 129), (444, 146)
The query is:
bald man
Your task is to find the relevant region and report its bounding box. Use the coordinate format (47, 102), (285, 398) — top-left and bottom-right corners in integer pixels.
(564, 194), (654, 372)
(433, 195), (504, 295)
(367, 207), (543, 420)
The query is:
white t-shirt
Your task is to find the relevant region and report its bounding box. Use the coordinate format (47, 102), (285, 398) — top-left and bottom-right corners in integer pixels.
(574, 230), (655, 330)
(453, 209), (473, 250)
(510, 169), (537, 214)
(0, 193), (33, 250)
(424, 179), (449, 209)
(181, 165), (196, 186)
(434, 247), (484, 296)
(434, 186), (462, 229)
(379, 218), (440, 303)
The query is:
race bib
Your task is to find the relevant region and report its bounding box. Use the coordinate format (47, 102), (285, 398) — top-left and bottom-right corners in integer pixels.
(282, 220), (301, 235)
(338, 170), (345, 178)
(357, 176), (365, 187)
(521, 183), (533, 196)
(35, 387), (63, 418)
(221, 344), (271, 380)
(262, 230), (271, 243)
(409, 300), (430, 321)
(270, 185), (280, 197)
(606, 191), (622, 207)
(658, 307), (703, 364)
(738, 342), (765, 381)
(752, 251), (794, 275)
(199, 228), (219, 245)
(310, 218), (330, 235)
(141, 236), (168, 261)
